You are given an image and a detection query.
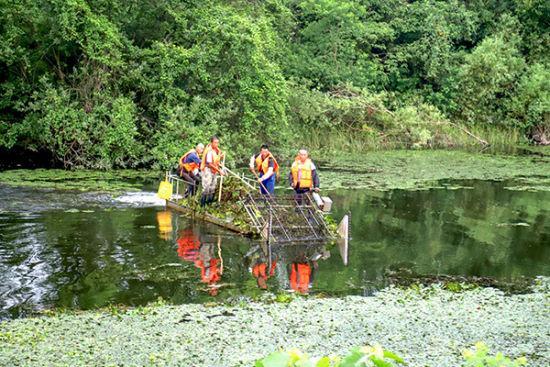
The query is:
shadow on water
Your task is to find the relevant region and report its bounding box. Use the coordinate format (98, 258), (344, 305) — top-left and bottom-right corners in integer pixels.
(0, 178), (549, 320)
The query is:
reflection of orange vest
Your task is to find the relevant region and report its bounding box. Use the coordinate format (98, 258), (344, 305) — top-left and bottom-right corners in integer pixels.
(200, 144), (221, 172)
(290, 263), (311, 293)
(255, 153), (279, 176)
(177, 230), (200, 261)
(179, 149), (200, 173)
(196, 259), (221, 284)
(291, 158), (313, 189)
(252, 261), (276, 280)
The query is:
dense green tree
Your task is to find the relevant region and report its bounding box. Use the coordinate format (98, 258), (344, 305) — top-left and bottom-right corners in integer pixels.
(0, 0), (548, 168)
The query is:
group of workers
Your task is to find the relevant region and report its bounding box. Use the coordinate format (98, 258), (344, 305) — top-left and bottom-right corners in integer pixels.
(178, 135), (320, 206)
(177, 136), (224, 206)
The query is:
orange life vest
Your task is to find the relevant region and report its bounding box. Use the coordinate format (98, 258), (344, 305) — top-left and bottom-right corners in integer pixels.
(179, 149), (200, 173)
(200, 144), (221, 173)
(255, 152), (279, 177)
(291, 158), (313, 189)
(289, 262), (311, 294)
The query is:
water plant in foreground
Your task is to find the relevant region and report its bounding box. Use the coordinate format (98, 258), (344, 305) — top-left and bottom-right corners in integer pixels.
(255, 342), (529, 367)
(255, 344), (405, 367)
(462, 342), (527, 367)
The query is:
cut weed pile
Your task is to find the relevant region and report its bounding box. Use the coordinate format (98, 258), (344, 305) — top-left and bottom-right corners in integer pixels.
(175, 176), (255, 233)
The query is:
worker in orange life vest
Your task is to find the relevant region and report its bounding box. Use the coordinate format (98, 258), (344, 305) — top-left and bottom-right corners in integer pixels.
(178, 143), (204, 197)
(289, 149), (320, 204)
(200, 136), (225, 207)
(249, 144), (279, 195)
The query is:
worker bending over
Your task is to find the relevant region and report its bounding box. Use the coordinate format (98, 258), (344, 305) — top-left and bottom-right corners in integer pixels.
(178, 143), (204, 197)
(249, 144), (279, 195)
(289, 149), (320, 204)
(200, 136), (224, 207)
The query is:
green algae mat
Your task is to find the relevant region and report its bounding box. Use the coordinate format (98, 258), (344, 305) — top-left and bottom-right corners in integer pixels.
(0, 169), (161, 192)
(1, 150), (547, 193)
(315, 150), (550, 191)
(0, 283), (548, 366)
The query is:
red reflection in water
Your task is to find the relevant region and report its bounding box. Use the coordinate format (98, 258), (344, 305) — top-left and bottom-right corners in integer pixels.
(176, 230), (200, 261)
(289, 262), (312, 294)
(176, 229), (222, 296)
(251, 261), (277, 289)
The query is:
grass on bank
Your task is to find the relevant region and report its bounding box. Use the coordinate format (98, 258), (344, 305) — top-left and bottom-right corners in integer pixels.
(255, 341), (527, 367)
(294, 124), (527, 157)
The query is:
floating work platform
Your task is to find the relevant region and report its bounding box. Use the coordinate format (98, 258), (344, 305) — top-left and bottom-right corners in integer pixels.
(164, 173), (348, 245)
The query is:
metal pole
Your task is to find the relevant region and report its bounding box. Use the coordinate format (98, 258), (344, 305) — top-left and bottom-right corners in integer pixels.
(222, 166), (257, 191)
(218, 154), (226, 202)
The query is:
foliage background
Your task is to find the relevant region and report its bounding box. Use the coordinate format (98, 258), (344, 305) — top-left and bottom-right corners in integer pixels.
(1, 0), (548, 168)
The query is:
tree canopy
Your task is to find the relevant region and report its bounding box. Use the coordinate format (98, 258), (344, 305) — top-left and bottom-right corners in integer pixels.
(1, 0), (548, 168)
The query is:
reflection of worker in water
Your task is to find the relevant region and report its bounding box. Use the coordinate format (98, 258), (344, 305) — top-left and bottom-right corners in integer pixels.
(251, 259), (277, 290)
(287, 246), (328, 294)
(176, 229), (222, 296)
(196, 243), (222, 296)
(289, 261), (318, 294)
(176, 229), (200, 261)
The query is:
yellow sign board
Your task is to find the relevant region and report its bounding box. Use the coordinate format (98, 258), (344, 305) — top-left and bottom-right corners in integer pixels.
(157, 180), (172, 200)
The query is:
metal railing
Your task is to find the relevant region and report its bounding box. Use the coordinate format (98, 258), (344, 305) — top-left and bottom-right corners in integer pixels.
(166, 170), (332, 244)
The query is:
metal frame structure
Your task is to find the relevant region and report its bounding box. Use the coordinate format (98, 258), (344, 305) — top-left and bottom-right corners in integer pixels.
(241, 192), (333, 244)
(166, 172), (334, 244)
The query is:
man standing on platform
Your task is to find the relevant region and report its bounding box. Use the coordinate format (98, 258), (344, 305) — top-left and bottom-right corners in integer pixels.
(200, 136), (224, 207)
(289, 149), (320, 204)
(249, 144), (279, 196)
(178, 143), (204, 197)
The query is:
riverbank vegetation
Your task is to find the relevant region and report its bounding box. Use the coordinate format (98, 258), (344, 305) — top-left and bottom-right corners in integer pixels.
(1, 0), (548, 169)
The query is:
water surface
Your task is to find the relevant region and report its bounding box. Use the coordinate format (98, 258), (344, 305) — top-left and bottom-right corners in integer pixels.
(0, 179), (548, 319)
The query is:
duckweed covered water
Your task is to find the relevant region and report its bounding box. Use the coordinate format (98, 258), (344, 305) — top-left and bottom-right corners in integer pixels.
(316, 149), (550, 191)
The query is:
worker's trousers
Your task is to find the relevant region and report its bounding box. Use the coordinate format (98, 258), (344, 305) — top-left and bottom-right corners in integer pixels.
(293, 188), (311, 205)
(202, 168), (218, 195)
(259, 174), (275, 195)
(180, 170), (200, 196)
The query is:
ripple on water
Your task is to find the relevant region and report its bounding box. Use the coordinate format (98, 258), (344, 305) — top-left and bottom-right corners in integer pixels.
(0, 215), (57, 318)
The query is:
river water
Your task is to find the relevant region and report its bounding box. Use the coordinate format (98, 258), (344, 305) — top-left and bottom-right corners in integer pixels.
(0, 179), (548, 319)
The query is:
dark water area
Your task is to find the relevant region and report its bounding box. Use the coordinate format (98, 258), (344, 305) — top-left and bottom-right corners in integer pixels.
(0, 180), (548, 320)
